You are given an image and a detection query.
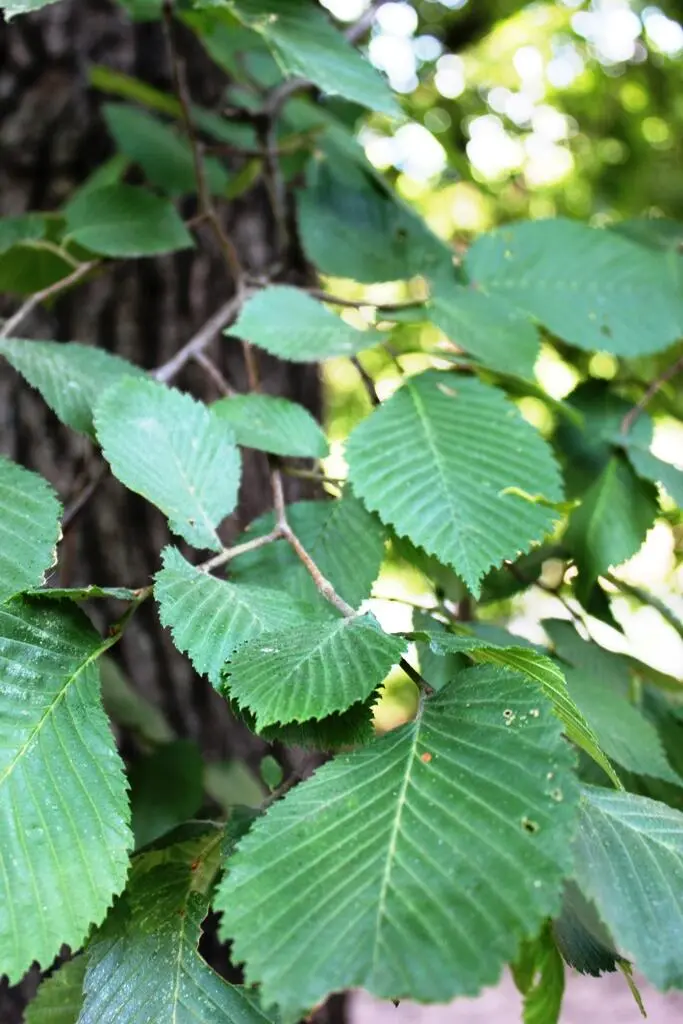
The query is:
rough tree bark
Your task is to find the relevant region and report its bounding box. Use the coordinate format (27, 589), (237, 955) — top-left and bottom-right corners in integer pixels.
(0, 2), (338, 1019)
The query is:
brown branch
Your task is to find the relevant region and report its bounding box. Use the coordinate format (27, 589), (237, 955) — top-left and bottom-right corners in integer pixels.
(192, 351), (236, 396)
(199, 528), (283, 573)
(351, 355), (380, 407)
(163, 0), (245, 290)
(271, 466), (356, 617)
(0, 261), (98, 339)
(620, 353), (683, 436)
(154, 294), (243, 383)
(308, 289), (424, 313)
(62, 462), (109, 533)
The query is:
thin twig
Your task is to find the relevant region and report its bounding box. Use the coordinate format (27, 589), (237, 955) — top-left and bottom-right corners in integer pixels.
(62, 462), (109, 533)
(345, 0), (388, 42)
(154, 294), (243, 383)
(271, 466), (356, 618)
(309, 289), (424, 312)
(604, 571), (683, 641)
(399, 657), (435, 697)
(0, 261), (98, 339)
(163, 0), (245, 290)
(199, 528), (282, 574)
(351, 355), (380, 407)
(620, 353), (683, 436)
(192, 351), (236, 396)
(282, 467), (344, 486)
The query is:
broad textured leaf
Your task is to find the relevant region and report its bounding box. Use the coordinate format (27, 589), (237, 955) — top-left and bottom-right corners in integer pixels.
(213, 393), (327, 457)
(96, 379), (241, 551)
(155, 547), (312, 685)
(80, 831), (274, 1024)
(429, 283), (540, 378)
(297, 156), (450, 284)
(512, 925), (565, 1024)
(0, 599), (132, 982)
(26, 957), (86, 1024)
(545, 620), (679, 784)
(230, 495), (386, 612)
(28, 585), (142, 602)
(415, 628), (620, 787)
(224, 614), (405, 727)
(574, 786), (683, 989)
(347, 371), (563, 595)
(64, 184), (193, 257)
(217, 664), (580, 1016)
(0, 456), (61, 603)
(231, 286), (382, 361)
(565, 456), (658, 600)
(103, 103), (229, 196)
(466, 219), (683, 356)
(129, 740), (204, 848)
(0, 339), (143, 437)
(229, 0), (399, 116)
(623, 443), (683, 506)
(0, 213), (46, 253)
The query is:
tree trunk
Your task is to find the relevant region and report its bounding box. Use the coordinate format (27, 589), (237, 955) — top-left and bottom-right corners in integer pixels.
(0, 2), (331, 1018)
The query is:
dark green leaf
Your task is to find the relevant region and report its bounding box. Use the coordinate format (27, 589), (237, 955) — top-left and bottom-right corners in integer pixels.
(512, 925), (565, 1024)
(0, 213), (46, 254)
(565, 456), (658, 600)
(622, 443), (683, 506)
(25, 957), (86, 1024)
(129, 740), (204, 848)
(64, 184), (193, 258)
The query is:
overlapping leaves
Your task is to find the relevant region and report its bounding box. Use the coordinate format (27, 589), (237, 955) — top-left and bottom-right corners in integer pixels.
(217, 664), (580, 1017)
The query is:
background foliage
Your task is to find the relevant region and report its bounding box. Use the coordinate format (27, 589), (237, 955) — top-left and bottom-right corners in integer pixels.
(1, 0), (683, 1022)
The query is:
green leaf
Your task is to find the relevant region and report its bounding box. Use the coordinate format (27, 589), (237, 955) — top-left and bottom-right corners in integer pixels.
(0, 598), (132, 982)
(347, 371), (563, 596)
(565, 455), (658, 600)
(237, 694), (378, 751)
(466, 219), (683, 356)
(129, 740), (204, 849)
(216, 664), (579, 1017)
(297, 156), (450, 284)
(552, 881), (618, 977)
(554, 381), (653, 499)
(103, 103), (230, 196)
(28, 585), (142, 602)
(260, 755), (283, 791)
(545, 620), (679, 784)
(622, 443), (683, 506)
(512, 925), (565, 1024)
(0, 339), (143, 437)
(229, 0), (399, 116)
(414, 628), (620, 788)
(155, 547), (312, 685)
(429, 283), (540, 378)
(95, 379), (241, 551)
(230, 495), (386, 612)
(0, 213), (46, 254)
(1, 0), (61, 16)
(25, 957), (86, 1024)
(224, 614), (405, 728)
(64, 184), (193, 258)
(80, 831), (274, 1024)
(231, 285), (382, 361)
(0, 242), (74, 296)
(213, 393), (328, 457)
(0, 456), (61, 603)
(574, 785), (683, 989)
